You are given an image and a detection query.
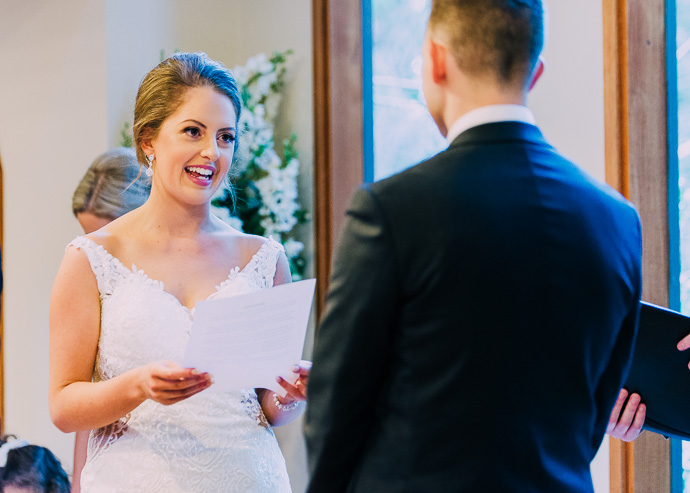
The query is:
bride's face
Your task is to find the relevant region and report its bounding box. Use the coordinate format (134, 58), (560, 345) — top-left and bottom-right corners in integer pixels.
(144, 85), (237, 206)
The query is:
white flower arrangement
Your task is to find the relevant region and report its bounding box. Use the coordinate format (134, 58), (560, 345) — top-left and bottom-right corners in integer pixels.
(211, 51), (309, 280)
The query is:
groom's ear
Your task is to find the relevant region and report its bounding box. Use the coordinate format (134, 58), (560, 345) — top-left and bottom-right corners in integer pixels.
(528, 56), (545, 91)
(428, 38), (448, 85)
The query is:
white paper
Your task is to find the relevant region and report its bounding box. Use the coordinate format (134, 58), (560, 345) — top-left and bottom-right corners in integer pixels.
(182, 279), (316, 396)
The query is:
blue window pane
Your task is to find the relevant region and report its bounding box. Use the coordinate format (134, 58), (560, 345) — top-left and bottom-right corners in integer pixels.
(370, 0), (447, 181)
(677, 0), (690, 488)
(679, 1), (690, 313)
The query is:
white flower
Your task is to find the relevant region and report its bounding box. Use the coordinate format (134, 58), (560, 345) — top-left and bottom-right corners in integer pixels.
(283, 238), (304, 258)
(245, 53), (269, 73)
(216, 50), (306, 275)
(212, 206), (244, 231)
(254, 147), (280, 170)
(244, 52), (274, 75)
(284, 158), (300, 178)
(257, 76), (271, 97)
(252, 104), (266, 119)
(263, 93), (282, 124)
(232, 65), (249, 86)
(265, 71), (278, 85)
(254, 128), (274, 148)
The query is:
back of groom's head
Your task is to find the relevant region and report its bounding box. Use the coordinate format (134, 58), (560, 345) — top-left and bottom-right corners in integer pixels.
(428, 0), (544, 89)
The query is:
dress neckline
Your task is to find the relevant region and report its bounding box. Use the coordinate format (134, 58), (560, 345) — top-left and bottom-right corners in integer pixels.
(76, 235), (275, 313)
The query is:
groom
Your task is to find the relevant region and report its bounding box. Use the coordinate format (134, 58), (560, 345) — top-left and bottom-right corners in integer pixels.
(305, 1), (642, 492)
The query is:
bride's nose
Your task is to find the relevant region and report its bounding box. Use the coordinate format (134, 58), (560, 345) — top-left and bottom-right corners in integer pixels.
(200, 138), (220, 161)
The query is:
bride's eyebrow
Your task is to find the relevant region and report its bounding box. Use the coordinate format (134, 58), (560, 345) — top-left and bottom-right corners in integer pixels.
(179, 119), (235, 132)
(179, 119), (206, 128)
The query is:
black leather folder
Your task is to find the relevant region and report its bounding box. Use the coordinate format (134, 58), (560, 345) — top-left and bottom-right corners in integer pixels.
(623, 301), (690, 440)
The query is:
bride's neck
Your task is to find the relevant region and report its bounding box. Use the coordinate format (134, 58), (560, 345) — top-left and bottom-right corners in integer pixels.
(137, 196), (215, 238)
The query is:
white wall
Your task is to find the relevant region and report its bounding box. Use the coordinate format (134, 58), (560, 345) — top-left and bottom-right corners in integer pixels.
(0, 0), (108, 468)
(530, 0), (606, 182)
(530, 2), (609, 491)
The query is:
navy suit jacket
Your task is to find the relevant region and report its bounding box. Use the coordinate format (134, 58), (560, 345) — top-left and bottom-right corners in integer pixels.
(305, 122), (642, 493)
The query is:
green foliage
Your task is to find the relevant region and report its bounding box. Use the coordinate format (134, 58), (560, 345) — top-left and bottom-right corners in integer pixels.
(120, 122), (133, 148)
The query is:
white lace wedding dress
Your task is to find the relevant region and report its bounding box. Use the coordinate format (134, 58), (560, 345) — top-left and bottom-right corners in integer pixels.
(68, 236), (292, 493)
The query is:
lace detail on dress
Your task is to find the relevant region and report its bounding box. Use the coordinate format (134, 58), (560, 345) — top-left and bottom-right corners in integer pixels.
(217, 236), (284, 292)
(241, 389), (270, 429)
(87, 415), (131, 467)
(67, 236), (127, 298)
(245, 236), (284, 288)
(68, 235), (292, 492)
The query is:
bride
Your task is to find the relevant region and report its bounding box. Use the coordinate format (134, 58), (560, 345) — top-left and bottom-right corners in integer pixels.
(48, 52), (308, 492)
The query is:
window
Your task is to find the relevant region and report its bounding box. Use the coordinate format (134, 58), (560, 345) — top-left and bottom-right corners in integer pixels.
(364, 0), (446, 182)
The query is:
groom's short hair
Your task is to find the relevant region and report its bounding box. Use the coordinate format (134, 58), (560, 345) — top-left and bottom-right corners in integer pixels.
(428, 0), (544, 87)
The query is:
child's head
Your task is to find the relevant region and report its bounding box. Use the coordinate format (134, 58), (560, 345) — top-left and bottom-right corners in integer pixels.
(0, 437), (70, 493)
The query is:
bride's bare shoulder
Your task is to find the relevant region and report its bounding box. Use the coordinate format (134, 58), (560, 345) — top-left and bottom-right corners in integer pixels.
(211, 223), (277, 262)
(82, 212), (138, 255)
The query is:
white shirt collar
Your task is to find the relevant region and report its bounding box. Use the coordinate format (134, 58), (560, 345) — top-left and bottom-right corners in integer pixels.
(445, 105), (536, 144)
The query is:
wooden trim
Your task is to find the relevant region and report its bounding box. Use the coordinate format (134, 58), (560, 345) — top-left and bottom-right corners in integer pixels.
(605, 0), (672, 490)
(603, 3), (632, 488)
(610, 439), (634, 493)
(312, 0), (332, 318)
(627, 0), (671, 306)
(312, 0), (366, 320)
(604, 0), (630, 199)
(628, 0), (673, 488)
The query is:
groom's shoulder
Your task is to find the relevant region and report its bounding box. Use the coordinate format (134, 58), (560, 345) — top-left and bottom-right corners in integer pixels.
(368, 147), (452, 195)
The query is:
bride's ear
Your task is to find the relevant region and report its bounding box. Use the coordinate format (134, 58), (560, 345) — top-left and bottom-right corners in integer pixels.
(140, 139), (153, 157)
(139, 129), (155, 156)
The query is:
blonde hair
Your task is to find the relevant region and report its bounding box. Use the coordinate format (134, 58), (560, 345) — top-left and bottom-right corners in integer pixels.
(72, 147), (150, 219)
(132, 52), (242, 166)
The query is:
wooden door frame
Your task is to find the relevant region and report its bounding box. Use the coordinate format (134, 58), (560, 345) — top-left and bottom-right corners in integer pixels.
(312, 0), (366, 319)
(604, 0), (673, 490)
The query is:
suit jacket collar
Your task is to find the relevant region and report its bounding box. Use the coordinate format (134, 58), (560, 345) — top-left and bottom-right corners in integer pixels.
(448, 121), (548, 150)
(445, 104), (536, 144)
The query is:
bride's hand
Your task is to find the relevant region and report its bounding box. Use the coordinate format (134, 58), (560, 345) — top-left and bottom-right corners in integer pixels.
(137, 361), (213, 406)
(276, 360), (312, 405)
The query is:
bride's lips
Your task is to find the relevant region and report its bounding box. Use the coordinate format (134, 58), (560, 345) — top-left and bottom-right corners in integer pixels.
(184, 165), (216, 186)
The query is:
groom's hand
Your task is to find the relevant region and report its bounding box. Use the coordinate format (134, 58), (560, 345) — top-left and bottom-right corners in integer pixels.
(606, 388), (646, 442)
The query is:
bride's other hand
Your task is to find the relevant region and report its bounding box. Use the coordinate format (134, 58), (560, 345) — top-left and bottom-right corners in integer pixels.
(277, 360), (312, 402)
(138, 361), (213, 406)
(606, 388), (645, 442)
(259, 360), (311, 426)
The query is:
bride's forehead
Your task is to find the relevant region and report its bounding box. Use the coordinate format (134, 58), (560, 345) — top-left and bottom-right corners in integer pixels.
(167, 87), (236, 124)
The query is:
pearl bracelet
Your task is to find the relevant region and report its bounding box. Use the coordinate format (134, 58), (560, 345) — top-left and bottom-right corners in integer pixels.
(273, 392), (300, 411)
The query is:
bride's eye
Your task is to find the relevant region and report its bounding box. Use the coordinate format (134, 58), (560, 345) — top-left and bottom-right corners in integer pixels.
(218, 132), (236, 146)
(184, 127), (201, 138)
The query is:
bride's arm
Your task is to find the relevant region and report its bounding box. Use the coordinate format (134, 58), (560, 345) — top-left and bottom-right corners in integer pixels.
(49, 247), (212, 432)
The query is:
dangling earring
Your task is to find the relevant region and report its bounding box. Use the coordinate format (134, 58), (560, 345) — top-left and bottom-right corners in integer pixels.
(145, 154), (154, 177)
